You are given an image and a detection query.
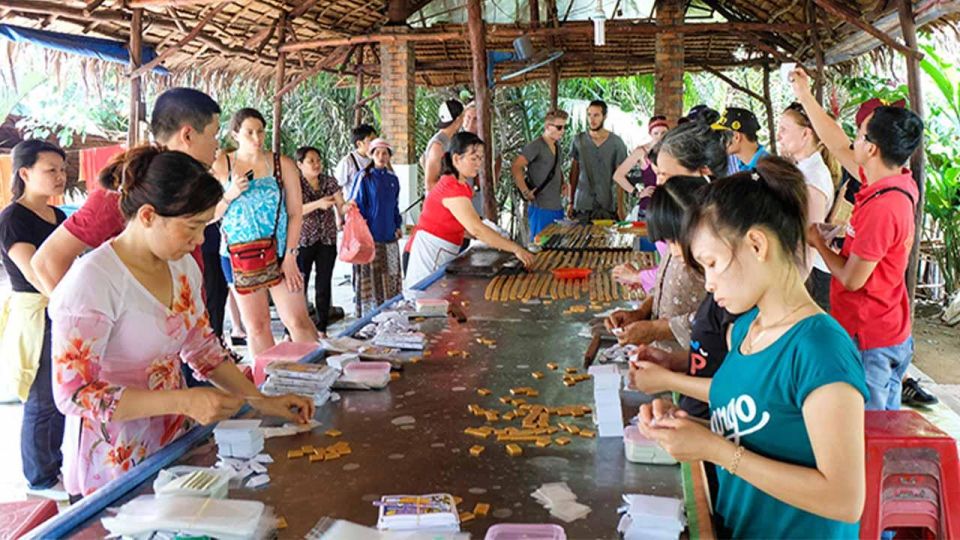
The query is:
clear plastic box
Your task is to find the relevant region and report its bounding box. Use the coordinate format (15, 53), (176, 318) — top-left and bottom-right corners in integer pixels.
(484, 523), (567, 540)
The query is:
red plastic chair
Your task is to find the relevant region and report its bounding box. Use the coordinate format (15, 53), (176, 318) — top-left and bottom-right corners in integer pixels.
(861, 410), (960, 539)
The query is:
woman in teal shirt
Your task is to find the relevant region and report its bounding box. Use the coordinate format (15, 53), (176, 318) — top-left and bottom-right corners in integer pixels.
(637, 156), (869, 539)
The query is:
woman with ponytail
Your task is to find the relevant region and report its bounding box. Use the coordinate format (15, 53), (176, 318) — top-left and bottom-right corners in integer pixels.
(404, 132), (534, 294)
(49, 147), (313, 496)
(636, 164), (869, 538)
(777, 102), (838, 310)
(0, 140), (68, 499)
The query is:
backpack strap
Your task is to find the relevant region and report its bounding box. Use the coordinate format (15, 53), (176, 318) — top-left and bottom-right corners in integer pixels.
(863, 186), (915, 212)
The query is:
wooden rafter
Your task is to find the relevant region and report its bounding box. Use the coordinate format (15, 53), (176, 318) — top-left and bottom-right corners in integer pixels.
(813, 0), (923, 60)
(280, 21), (812, 52)
(698, 64), (766, 102)
(127, 0), (223, 8)
(128, 1), (229, 78)
(83, 0), (107, 16)
(276, 45), (351, 97)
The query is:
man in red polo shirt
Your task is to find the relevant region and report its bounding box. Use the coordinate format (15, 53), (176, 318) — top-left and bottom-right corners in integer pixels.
(32, 88), (221, 293)
(791, 69), (924, 410)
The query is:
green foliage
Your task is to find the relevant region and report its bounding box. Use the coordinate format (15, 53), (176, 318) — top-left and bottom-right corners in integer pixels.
(917, 43), (960, 294)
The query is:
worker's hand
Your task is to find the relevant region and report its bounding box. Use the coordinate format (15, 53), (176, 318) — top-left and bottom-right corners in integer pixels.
(522, 189), (536, 202)
(611, 263), (640, 286)
(604, 308), (646, 332)
(618, 320), (659, 346)
(514, 248), (535, 268)
(638, 399), (725, 464)
(182, 388), (245, 425)
(282, 256), (303, 293)
(627, 359), (673, 395)
(248, 393), (315, 424)
(632, 344), (675, 369)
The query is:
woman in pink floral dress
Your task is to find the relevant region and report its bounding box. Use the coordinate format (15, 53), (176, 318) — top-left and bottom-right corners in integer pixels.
(49, 147), (314, 496)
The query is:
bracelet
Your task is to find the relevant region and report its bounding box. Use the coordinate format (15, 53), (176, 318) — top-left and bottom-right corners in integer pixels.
(729, 444), (745, 476)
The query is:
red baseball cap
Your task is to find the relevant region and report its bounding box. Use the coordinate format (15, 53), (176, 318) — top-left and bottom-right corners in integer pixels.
(855, 97), (906, 128)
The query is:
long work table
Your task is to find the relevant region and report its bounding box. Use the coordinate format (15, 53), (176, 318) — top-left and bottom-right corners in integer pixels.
(32, 243), (715, 539)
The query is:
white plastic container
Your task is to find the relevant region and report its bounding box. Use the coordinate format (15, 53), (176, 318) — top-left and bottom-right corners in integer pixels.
(623, 425), (677, 465)
(340, 361), (392, 389)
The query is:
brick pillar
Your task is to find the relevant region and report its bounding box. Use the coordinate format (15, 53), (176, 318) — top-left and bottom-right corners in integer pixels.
(654, 0), (685, 124)
(380, 31), (418, 220)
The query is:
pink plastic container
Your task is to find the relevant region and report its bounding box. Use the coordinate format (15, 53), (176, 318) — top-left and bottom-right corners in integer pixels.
(484, 524), (566, 540)
(342, 361), (392, 388)
(254, 342), (321, 386)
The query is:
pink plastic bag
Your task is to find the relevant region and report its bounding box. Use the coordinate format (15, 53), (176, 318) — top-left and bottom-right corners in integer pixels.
(339, 206), (376, 264)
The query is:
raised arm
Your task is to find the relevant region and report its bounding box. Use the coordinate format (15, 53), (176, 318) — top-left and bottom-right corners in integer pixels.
(791, 69), (858, 177)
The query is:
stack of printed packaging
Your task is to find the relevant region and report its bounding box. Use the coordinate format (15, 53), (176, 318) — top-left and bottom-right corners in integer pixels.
(589, 364), (624, 437)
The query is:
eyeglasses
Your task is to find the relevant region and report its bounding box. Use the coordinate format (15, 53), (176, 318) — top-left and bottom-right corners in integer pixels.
(549, 123), (567, 131)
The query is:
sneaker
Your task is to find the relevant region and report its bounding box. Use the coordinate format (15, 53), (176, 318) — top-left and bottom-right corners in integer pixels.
(902, 377), (939, 406)
(26, 480), (69, 502)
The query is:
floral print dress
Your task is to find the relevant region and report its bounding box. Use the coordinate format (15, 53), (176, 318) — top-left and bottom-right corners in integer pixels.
(49, 244), (227, 496)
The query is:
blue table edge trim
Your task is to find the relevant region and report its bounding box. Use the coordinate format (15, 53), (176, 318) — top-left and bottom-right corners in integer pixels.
(30, 261), (452, 538)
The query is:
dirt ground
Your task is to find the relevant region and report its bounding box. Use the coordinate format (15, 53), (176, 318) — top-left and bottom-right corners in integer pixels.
(913, 309), (960, 384)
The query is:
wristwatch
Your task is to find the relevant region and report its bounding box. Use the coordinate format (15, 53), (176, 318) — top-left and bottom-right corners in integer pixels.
(287, 247), (300, 257)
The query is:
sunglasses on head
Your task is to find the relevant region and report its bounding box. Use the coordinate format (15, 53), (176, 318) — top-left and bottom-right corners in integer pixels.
(785, 102), (812, 124)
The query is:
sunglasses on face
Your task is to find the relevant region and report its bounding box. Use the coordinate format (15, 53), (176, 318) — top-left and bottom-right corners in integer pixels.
(549, 124), (567, 131)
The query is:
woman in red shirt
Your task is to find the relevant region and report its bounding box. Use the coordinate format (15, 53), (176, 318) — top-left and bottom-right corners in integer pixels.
(404, 132), (534, 292)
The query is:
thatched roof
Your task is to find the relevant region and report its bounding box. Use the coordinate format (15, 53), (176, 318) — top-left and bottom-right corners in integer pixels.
(1, 0), (959, 88)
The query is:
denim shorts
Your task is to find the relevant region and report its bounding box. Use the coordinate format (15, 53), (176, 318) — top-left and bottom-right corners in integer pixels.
(861, 336), (914, 411)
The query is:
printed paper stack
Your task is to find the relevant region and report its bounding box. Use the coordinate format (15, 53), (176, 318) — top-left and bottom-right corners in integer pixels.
(262, 361), (339, 406)
(588, 364), (624, 437)
(375, 493), (460, 532)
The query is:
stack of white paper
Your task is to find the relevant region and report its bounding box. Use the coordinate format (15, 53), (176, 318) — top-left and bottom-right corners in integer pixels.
(101, 495), (267, 540)
(617, 494), (686, 540)
(531, 482), (591, 523)
(214, 420), (264, 459)
(262, 361), (339, 405)
(588, 365), (624, 437)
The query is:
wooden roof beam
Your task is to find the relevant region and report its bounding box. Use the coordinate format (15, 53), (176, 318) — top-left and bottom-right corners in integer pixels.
(128, 1), (228, 78)
(812, 0), (923, 60)
(700, 64), (765, 102)
(127, 0), (224, 8)
(276, 45), (351, 97)
(280, 21), (811, 52)
(386, 0), (439, 24)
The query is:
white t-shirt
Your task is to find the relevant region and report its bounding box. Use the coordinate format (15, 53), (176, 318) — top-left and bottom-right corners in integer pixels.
(796, 152), (835, 273)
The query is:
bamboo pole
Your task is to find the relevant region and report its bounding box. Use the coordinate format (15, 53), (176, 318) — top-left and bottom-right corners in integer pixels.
(272, 18), (287, 155)
(763, 64), (776, 155)
(128, 8), (142, 147)
(467, 0), (495, 221)
(898, 0), (925, 311)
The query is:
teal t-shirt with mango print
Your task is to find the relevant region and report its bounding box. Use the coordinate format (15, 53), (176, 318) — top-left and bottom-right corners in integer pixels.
(709, 308), (869, 539)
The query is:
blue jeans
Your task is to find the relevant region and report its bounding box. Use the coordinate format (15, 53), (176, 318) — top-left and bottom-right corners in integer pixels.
(22, 319), (65, 489)
(862, 337), (914, 411)
(528, 205), (564, 240)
